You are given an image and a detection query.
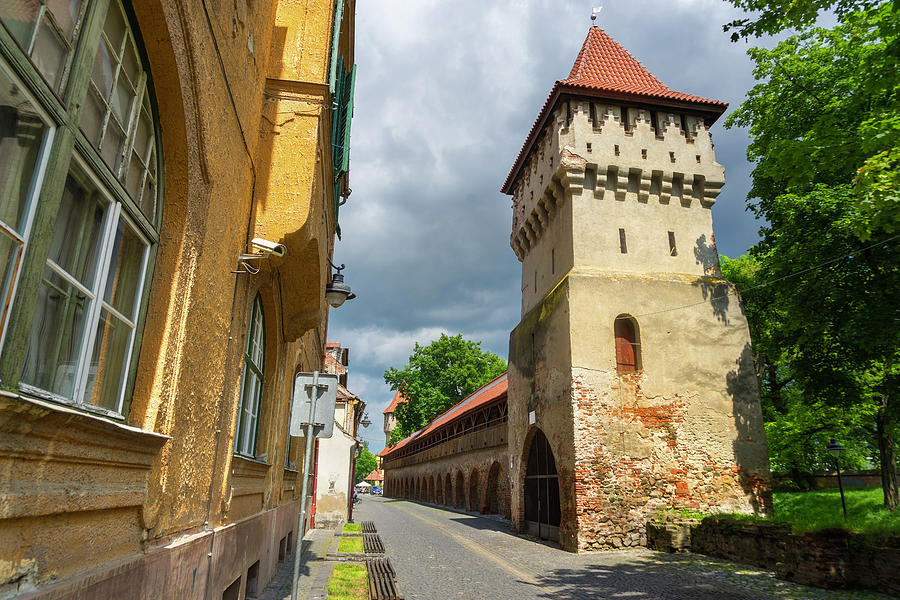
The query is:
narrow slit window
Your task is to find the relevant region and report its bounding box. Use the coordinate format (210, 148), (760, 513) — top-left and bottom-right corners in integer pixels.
(619, 228), (627, 254)
(534, 270), (537, 292)
(586, 142), (592, 153)
(551, 248), (555, 274)
(668, 231), (677, 256)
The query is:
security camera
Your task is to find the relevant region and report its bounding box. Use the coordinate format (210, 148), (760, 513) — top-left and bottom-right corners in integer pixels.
(250, 237), (286, 258)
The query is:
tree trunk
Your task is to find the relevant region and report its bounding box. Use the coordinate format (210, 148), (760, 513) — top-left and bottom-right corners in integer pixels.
(876, 394), (899, 511)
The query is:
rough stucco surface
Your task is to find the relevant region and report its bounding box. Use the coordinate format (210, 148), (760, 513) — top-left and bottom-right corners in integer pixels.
(0, 0), (352, 598)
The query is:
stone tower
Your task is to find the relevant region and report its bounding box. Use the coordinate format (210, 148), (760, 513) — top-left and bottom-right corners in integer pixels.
(502, 27), (771, 552)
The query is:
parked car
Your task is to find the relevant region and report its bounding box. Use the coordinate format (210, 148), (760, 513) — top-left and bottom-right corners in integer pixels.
(372, 486), (383, 496)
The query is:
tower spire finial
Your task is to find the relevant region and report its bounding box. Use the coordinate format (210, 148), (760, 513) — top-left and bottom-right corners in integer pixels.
(591, 5), (602, 23)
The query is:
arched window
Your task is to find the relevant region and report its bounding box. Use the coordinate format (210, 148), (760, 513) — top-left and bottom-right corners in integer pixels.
(614, 315), (641, 373)
(2, 1), (162, 417)
(235, 295), (265, 456)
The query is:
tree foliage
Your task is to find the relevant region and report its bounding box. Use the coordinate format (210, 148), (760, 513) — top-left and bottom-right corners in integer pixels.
(722, 0), (886, 40)
(723, 1), (900, 507)
(383, 333), (506, 442)
(354, 443), (377, 485)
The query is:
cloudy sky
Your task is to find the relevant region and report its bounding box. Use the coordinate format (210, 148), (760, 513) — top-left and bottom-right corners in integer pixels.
(328, 0), (771, 453)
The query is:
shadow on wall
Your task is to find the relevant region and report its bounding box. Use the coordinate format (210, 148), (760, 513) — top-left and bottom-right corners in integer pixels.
(726, 342), (772, 515)
(692, 234), (730, 324)
(531, 552), (778, 599)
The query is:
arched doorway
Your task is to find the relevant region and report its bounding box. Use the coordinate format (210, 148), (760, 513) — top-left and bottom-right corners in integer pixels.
(468, 469), (480, 512)
(524, 429), (561, 542)
(444, 473), (452, 505)
(486, 461), (502, 514)
(455, 471), (465, 508)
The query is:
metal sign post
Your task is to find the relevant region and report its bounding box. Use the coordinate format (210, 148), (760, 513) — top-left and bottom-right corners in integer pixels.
(290, 371), (337, 600)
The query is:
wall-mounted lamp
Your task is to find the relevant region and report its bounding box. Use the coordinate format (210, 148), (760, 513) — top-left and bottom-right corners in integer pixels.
(325, 258), (356, 308)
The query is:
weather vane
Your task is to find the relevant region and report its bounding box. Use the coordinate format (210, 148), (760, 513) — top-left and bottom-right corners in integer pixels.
(591, 5), (602, 23)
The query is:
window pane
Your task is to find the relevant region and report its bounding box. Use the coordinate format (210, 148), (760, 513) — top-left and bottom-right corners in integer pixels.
(46, 0), (81, 42)
(0, 1), (40, 50)
(32, 16), (66, 88)
(111, 72), (132, 124)
(47, 171), (106, 288)
(103, 217), (145, 318)
(102, 1), (125, 51)
(90, 40), (115, 99)
(79, 86), (104, 145)
(100, 118), (124, 168)
(0, 229), (23, 327)
(21, 265), (90, 398)
(81, 307), (132, 411)
(0, 71), (47, 232)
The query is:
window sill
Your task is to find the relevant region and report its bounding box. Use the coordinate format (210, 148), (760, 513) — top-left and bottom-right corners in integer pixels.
(0, 390), (170, 520)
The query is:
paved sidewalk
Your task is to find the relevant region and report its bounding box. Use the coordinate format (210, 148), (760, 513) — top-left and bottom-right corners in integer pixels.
(258, 528), (336, 600)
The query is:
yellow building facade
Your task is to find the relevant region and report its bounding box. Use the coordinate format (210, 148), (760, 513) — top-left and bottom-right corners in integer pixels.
(0, 0), (356, 597)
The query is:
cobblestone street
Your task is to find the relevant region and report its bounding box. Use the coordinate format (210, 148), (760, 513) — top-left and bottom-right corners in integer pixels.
(354, 496), (893, 600)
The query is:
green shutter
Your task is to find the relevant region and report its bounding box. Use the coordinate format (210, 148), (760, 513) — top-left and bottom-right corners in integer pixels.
(328, 0), (345, 96)
(340, 64), (356, 174)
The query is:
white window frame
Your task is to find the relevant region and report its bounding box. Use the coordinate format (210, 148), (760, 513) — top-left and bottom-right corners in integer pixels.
(235, 295), (265, 457)
(0, 59), (57, 354)
(18, 154), (150, 417)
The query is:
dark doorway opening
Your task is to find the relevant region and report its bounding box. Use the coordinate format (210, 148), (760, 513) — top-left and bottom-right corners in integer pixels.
(524, 429), (561, 542)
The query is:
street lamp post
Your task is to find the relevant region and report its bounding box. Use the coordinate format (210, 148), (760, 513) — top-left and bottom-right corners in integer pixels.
(826, 438), (848, 521)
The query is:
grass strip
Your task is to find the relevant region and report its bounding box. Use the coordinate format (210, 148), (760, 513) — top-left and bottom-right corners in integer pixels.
(343, 523), (361, 534)
(690, 489), (900, 540)
(327, 563), (367, 600)
(337, 536), (363, 553)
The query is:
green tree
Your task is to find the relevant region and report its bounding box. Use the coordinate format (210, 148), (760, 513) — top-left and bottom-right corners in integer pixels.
(723, 2), (900, 508)
(384, 333), (506, 441)
(722, 0), (884, 40)
(354, 443), (377, 485)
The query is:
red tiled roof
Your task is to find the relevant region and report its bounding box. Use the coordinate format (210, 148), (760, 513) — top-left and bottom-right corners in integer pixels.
(364, 469), (384, 482)
(326, 341), (341, 348)
(377, 446), (392, 457)
(381, 372), (508, 459)
(501, 26), (728, 194)
(383, 390), (406, 414)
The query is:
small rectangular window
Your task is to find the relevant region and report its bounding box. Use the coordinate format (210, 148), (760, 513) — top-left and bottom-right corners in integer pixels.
(668, 231), (677, 256)
(551, 248), (555, 274)
(534, 271), (537, 292)
(620, 106), (630, 132)
(650, 110), (658, 133)
(619, 229), (627, 254)
(586, 142), (592, 152)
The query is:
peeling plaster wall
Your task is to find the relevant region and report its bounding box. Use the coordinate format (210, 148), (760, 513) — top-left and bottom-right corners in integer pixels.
(506, 90), (771, 552)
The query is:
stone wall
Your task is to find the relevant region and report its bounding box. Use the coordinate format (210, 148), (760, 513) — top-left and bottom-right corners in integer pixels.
(385, 438), (511, 518)
(648, 517), (900, 596)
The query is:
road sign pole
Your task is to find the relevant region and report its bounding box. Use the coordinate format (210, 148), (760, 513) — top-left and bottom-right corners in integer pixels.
(291, 370), (319, 600)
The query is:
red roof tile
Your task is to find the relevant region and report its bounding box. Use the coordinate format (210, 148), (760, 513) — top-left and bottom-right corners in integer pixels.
(383, 390), (406, 414)
(501, 26), (728, 194)
(381, 372), (508, 459)
(364, 469), (384, 482)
